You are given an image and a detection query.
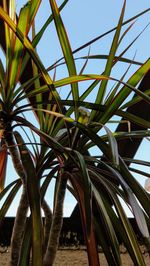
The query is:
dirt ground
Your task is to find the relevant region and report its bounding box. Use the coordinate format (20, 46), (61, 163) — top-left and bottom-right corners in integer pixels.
(0, 246), (150, 265)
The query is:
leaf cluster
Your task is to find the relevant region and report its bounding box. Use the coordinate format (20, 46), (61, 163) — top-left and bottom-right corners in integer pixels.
(0, 1), (150, 265)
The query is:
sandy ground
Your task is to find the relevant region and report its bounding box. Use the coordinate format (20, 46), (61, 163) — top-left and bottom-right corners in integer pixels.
(0, 247), (150, 265)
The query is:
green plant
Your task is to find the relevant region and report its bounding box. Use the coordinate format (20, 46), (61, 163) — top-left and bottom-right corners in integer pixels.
(0, 1), (150, 266)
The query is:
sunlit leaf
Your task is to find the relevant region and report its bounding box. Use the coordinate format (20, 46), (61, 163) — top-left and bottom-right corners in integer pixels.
(0, 7), (63, 113)
(8, 2), (30, 93)
(100, 58), (150, 124)
(78, 54), (142, 66)
(94, 0), (126, 106)
(49, 0), (78, 117)
(20, 0), (69, 77)
(28, 0), (42, 28)
(72, 8), (150, 54)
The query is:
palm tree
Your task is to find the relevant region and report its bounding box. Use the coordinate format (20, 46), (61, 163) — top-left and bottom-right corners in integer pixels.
(0, 1), (150, 265)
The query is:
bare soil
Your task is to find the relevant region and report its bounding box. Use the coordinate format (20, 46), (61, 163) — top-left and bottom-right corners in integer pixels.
(0, 246), (150, 265)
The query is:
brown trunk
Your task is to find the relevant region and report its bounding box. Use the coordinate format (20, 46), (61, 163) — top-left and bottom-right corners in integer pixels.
(10, 185), (28, 266)
(3, 130), (28, 265)
(43, 173), (67, 266)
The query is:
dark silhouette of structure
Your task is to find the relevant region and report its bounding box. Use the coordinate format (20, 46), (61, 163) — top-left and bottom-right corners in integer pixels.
(0, 215), (143, 247)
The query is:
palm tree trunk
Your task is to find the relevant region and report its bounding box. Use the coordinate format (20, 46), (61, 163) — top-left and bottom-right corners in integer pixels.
(43, 173), (67, 266)
(4, 130), (25, 182)
(3, 130), (28, 266)
(10, 185), (28, 266)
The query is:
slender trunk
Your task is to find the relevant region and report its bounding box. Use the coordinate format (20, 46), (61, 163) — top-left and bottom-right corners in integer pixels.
(3, 130), (28, 266)
(4, 130), (25, 182)
(42, 200), (52, 255)
(10, 185), (28, 266)
(44, 173), (67, 266)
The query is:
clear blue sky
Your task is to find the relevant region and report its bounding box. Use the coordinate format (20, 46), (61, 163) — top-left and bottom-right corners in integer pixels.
(1, 0), (150, 217)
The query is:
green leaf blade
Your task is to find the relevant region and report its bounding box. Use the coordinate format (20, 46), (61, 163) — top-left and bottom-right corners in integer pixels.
(49, 0), (78, 116)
